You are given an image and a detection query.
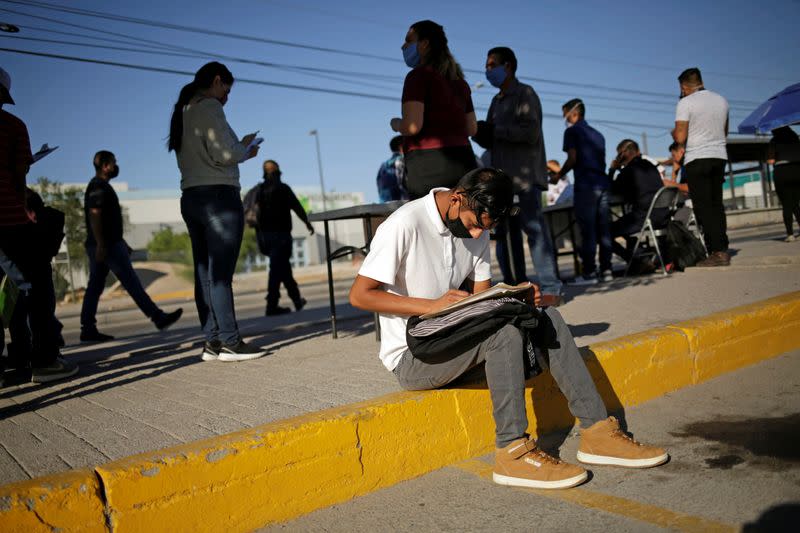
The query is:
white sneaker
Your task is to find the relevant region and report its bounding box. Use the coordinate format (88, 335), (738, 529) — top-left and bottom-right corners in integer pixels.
(218, 340), (267, 362)
(785, 234), (796, 242)
(569, 273), (599, 286)
(201, 341), (221, 362)
(599, 270), (614, 282)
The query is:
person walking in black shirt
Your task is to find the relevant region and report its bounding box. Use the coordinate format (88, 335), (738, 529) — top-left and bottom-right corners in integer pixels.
(255, 160), (314, 316)
(80, 151), (182, 342)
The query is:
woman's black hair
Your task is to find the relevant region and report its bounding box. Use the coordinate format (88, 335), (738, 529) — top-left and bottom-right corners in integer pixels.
(771, 126), (800, 144)
(167, 62), (234, 153)
(410, 20), (464, 81)
(454, 168), (515, 222)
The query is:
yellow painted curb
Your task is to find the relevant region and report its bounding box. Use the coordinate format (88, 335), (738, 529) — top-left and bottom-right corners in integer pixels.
(2, 291), (799, 532)
(150, 289), (193, 303)
(0, 469), (106, 533)
(670, 291), (800, 383)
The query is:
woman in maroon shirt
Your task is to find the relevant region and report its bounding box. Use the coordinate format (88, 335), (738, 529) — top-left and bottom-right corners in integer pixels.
(391, 20), (478, 199)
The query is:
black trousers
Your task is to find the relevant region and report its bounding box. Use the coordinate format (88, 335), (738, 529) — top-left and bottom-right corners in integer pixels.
(773, 162), (800, 236)
(403, 145), (477, 200)
(257, 230), (301, 309)
(0, 223), (59, 367)
(686, 158), (729, 253)
(610, 213), (641, 261)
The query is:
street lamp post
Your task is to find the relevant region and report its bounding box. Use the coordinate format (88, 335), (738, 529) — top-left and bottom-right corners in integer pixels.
(308, 129), (328, 212)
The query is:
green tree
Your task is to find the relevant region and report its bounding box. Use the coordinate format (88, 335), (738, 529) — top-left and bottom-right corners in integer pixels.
(34, 177), (88, 299)
(35, 177), (87, 270)
(147, 225), (259, 274)
(237, 226), (260, 273)
(146, 226), (193, 265)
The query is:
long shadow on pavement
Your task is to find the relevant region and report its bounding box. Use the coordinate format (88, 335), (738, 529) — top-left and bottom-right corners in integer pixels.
(0, 309), (377, 421)
(562, 270), (667, 302)
(0, 348), (200, 420)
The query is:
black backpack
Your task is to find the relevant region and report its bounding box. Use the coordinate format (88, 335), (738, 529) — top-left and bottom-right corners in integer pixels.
(242, 183), (262, 228)
(665, 220), (707, 271)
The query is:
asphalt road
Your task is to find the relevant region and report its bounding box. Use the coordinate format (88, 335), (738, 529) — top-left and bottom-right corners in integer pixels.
(264, 349), (800, 533)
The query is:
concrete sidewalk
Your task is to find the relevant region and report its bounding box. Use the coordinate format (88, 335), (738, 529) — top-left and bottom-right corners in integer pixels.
(54, 221), (800, 323)
(0, 224), (798, 487)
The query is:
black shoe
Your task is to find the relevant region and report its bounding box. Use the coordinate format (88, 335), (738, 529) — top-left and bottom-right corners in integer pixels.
(217, 340), (267, 362)
(31, 357), (79, 384)
(154, 308), (183, 331)
(265, 306), (291, 316)
(80, 329), (115, 343)
(294, 297), (307, 312)
(201, 340), (222, 361)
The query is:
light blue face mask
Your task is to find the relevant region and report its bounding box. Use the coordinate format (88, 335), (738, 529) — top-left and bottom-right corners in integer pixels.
(485, 65), (507, 88)
(563, 103), (581, 128)
(403, 43), (420, 68)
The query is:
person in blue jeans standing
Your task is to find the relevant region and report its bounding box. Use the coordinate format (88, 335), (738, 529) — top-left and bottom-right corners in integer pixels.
(554, 99), (613, 285)
(480, 47), (563, 306)
(254, 160), (315, 316)
(81, 151), (183, 342)
(168, 61), (266, 362)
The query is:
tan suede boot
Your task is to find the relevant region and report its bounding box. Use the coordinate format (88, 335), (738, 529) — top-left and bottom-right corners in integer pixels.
(578, 417), (668, 468)
(494, 436), (588, 489)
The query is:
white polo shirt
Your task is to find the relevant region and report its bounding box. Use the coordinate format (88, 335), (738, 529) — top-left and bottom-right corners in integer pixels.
(358, 188), (492, 371)
(675, 89), (729, 165)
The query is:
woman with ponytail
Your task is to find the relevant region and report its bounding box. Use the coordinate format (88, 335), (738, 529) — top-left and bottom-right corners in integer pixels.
(390, 20), (478, 199)
(168, 61), (266, 362)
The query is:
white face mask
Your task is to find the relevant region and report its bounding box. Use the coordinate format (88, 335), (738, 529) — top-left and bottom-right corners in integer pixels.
(563, 103), (581, 128)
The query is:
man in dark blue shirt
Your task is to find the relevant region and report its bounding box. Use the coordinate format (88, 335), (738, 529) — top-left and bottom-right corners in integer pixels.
(376, 136), (406, 202)
(553, 99), (612, 284)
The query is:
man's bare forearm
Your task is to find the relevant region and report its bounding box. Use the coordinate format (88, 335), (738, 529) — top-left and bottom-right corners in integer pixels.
(89, 210), (106, 247)
(351, 288), (436, 317)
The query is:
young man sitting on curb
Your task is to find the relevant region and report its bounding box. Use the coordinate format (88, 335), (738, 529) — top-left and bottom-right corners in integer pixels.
(349, 168), (668, 489)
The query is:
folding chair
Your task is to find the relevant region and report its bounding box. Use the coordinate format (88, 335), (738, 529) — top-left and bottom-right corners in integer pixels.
(623, 187), (681, 277)
(685, 209), (706, 249)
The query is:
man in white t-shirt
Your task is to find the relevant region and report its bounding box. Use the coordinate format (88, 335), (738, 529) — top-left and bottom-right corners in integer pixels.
(350, 168), (667, 490)
(672, 67), (730, 266)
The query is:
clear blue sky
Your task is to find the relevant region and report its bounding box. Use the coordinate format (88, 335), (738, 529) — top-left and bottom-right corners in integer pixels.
(2, 0), (799, 203)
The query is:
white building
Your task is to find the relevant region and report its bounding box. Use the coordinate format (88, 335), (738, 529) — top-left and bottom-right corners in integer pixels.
(47, 181), (369, 269)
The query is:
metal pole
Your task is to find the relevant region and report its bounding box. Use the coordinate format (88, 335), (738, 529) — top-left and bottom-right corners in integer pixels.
(310, 130), (328, 212)
(760, 162), (771, 208)
(727, 160), (737, 210)
(641, 131), (649, 155)
(64, 235), (76, 301)
(765, 162), (774, 208)
(323, 219), (337, 339)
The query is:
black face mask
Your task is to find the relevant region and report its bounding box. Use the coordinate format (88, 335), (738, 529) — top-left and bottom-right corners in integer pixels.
(445, 205), (473, 239)
(109, 165), (119, 179)
(264, 171), (281, 181)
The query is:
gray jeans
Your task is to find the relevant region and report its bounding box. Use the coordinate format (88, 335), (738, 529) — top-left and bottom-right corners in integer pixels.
(393, 307), (607, 448)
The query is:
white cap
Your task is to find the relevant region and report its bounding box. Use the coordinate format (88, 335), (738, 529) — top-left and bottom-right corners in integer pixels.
(0, 67), (14, 105)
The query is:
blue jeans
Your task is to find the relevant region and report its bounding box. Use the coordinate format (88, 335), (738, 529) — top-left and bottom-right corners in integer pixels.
(81, 240), (163, 330)
(181, 186), (244, 345)
(495, 188), (563, 295)
(573, 185), (612, 275)
(256, 231), (302, 310)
